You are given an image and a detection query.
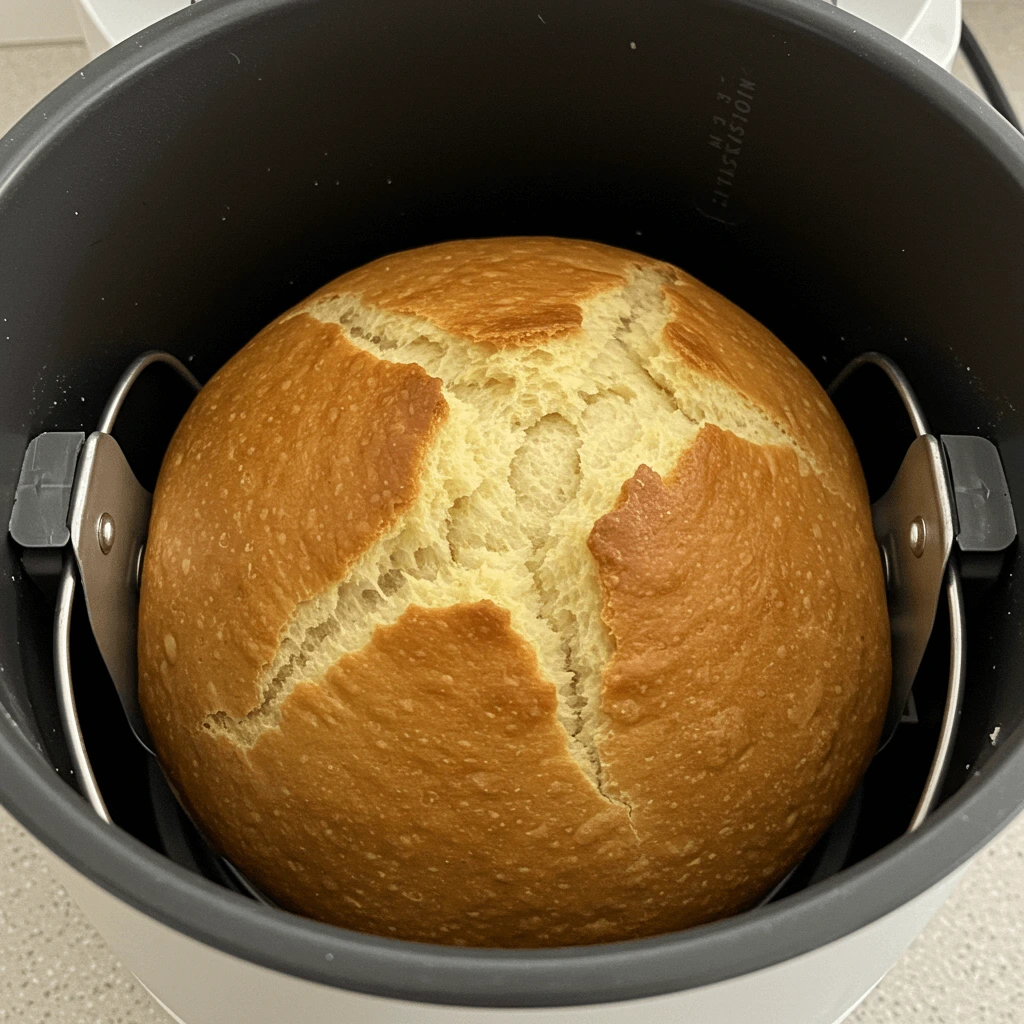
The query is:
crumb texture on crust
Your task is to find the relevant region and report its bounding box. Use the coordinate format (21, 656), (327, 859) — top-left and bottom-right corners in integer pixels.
(139, 237), (889, 947)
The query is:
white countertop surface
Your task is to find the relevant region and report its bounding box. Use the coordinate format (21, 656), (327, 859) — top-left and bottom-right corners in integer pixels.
(1, 2), (1023, 1020)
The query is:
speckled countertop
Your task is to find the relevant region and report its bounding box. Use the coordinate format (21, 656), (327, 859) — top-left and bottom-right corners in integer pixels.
(2, 4), (1024, 1021)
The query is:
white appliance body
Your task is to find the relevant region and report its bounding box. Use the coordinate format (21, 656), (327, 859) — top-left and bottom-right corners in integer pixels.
(71, 0), (962, 66)
(837, 0), (962, 68)
(47, 852), (965, 1024)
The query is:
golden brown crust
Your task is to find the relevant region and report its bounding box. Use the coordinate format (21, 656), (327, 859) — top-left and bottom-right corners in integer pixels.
(198, 601), (648, 946)
(308, 236), (647, 348)
(589, 426), (890, 919)
(153, 428), (887, 946)
(659, 275), (866, 500)
(139, 313), (447, 783)
(139, 237), (891, 948)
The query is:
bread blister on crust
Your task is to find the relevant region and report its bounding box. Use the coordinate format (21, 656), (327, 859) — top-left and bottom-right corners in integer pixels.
(138, 237), (890, 947)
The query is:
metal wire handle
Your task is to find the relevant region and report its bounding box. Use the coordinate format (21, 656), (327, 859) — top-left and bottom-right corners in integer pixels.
(828, 352), (967, 831)
(54, 351), (199, 824)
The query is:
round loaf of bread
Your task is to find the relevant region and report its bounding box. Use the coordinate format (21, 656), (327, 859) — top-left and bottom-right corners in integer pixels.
(138, 237), (890, 947)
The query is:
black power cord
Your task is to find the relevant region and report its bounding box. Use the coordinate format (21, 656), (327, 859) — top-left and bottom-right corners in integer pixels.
(959, 21), (1022, 134)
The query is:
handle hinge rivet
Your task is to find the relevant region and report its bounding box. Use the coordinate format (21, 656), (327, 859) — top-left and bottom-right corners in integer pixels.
(909, 516), (926, 557)
(97, 512), (115, 555)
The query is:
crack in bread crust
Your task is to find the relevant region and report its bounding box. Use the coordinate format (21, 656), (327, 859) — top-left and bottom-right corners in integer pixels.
(202, 266), (828, 809)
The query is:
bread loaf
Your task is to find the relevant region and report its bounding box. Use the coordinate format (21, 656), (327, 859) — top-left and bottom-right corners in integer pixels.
(138, 237), (890, 947)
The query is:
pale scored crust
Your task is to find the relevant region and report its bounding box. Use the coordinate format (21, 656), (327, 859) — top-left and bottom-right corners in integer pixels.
(139, 237), (890, 947)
